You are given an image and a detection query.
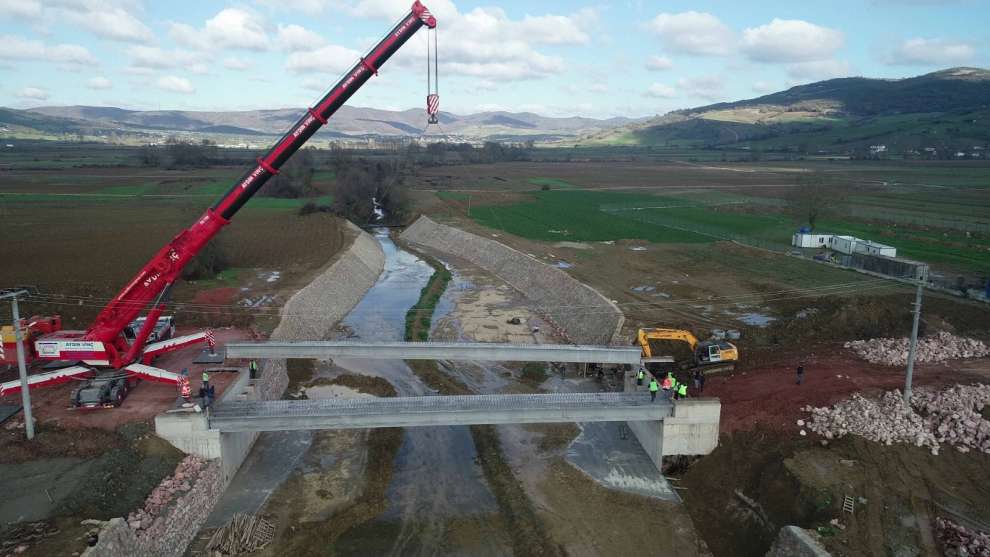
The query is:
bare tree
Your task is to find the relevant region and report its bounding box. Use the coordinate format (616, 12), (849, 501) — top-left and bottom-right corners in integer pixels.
(787, 171), (846, 231)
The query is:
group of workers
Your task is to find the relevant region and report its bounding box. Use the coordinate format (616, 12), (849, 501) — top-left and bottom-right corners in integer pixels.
(636, 368), (694, 402)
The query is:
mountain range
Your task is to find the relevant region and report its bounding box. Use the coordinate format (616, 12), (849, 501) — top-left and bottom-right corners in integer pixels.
(0, 104), (640, 144)
(584, 67), (990, 153)
(3, 67), (989, 151)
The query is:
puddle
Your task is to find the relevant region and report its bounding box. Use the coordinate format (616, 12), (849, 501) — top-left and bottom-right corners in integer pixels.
(554, 261), (574, 269)
(259, 270), (281, 283)
(628, 246), (648, 251)
(631, 285), (656, 293)
(737, 312), (777, 327)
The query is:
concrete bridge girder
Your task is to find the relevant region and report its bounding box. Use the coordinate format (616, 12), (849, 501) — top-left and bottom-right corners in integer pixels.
(224, 341), (645, 365)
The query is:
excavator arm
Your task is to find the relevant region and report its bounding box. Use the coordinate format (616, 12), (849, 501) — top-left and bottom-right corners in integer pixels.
(35, 2), (438, 369)
(637, 328), (700, 358)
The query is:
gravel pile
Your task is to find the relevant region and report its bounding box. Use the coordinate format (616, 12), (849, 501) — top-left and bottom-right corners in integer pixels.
(126, 455), (206, 531)
(937, 517), (990, 557)
(804, 384), (990, 455)
(844, 332), (989, 366)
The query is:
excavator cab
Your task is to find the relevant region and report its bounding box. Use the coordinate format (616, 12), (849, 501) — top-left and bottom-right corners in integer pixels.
(637, 328), (739, 375)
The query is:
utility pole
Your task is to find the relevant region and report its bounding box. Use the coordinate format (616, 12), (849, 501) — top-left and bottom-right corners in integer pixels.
(903, 282), (924, 404)
(1, 289), (34, 440)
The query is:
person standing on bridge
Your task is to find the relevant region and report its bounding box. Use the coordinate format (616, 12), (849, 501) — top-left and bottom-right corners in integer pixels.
(249, 360), (258, 379)
(637, 368), (645, 386)
(649, 377), (659, 402)
(662, 374), (673, 399)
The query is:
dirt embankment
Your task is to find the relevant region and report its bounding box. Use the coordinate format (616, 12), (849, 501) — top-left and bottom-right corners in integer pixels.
(679, 428), (990, 557)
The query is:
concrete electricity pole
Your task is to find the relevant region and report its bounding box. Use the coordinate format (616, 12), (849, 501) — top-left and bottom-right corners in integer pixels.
(1, 289), (34, 440)
(903, 282), (924, 404)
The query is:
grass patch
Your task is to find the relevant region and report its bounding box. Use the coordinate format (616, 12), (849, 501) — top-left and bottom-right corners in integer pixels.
(436, 191), (470, 201)
(403, 256), (452, 342)
(527, 177), (578, 189)
(520, 362), (548, 387)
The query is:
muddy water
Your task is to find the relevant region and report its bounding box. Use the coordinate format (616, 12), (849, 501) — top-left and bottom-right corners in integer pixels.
(330, 230), (508, 555)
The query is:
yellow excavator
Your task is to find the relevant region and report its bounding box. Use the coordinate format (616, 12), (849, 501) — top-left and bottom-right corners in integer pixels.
(636, 328), (739, 375)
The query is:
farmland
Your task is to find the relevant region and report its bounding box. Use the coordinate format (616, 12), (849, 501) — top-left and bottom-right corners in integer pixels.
(0, 146), (344, 329)
(414, 158), (990, 277)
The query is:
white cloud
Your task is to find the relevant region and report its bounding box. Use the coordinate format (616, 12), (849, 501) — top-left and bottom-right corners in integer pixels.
(172, 8), (270, 51)
(156, 75), (195, 94)
(0, 35), (97, 66)
(786, 59), (854, 81)
(0, 0), (42, 19)
(677, 75), (725, 102)
(752, 81), (777, 94)
(17, 86), (49, 100)
(63, 4), (154, 44)
(645, 55), (673, 71)
(887, 38), (976, 66)
(589, 83), (608, 93)
(286, 44), (362, 74)
(645, 12), (734, 56)
(255, 0), (331, 15)
(277, 24), (327, 52)
(741, 19), (844, 63)
(518, 9), (595, 46)
(86, 76), (113, 90)
(128, 46), (201, 72)
(645, 83), (677, 98)
(223, 57), (252, 70)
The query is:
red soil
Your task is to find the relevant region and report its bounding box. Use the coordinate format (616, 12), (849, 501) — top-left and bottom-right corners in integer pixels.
(0, 327), (253, 431)
(704, 345), (990, 434)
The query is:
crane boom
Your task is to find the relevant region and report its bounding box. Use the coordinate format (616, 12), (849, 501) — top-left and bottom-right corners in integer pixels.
(36, 1), (437, 368)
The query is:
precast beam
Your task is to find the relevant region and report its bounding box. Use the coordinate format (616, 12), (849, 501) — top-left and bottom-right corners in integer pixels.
(225, 341), (644, 365)
(210, 392), (672, 432)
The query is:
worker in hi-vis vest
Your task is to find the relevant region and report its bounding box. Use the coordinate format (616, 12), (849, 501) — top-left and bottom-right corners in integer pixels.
(648, 378), (659, 402)
(637, 368), (645, 386)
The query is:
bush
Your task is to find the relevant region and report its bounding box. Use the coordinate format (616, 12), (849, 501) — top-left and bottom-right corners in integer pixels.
(181, 240), (228, 281)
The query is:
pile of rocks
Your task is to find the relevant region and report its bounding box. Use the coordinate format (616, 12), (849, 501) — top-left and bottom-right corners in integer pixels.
(126, 455), (207, 531)
(912, 384), (990, 454)
(804, 384), (990, 455)
(936, 517), (990, 556)
(804, 390), (938, 450)
(844, 331), (989, 366)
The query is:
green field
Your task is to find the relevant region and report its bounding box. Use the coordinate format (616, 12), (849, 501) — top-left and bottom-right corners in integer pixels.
(461, 175), (990, 275)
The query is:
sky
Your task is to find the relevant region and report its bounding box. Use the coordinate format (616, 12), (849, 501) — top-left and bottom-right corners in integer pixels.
(0, 0), (986, 118)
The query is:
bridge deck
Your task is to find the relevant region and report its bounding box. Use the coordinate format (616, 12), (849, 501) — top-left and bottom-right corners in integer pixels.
(210, 392), (672, 432)
(224, 341), (644, 364)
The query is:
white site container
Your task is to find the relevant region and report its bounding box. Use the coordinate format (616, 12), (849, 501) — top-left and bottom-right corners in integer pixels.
(829, 235), (859, 255)
(855, 240), (897, 258)
(792, 233), (833, 248)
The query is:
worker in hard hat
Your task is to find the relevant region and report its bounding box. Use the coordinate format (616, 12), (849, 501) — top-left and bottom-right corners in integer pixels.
(202, 370), (210, 388)
(662, 374), (673, 399)
(636, 368), (645, 386)
(676, 383), (688, 400)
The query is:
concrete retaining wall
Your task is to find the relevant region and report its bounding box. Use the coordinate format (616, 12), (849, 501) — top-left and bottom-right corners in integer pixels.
(400, 216), (624, 344)
(91, 223), (387, 557)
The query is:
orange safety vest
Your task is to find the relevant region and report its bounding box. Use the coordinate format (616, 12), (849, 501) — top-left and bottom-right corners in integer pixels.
(180, 378), (191, 399)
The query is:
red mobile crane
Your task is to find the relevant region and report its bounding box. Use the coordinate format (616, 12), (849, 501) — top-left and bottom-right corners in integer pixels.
(1, 1), (438, 397)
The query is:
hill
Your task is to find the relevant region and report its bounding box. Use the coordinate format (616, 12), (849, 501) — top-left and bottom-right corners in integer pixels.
(0, 104), (641, 145)
(586, 67), (990, 156)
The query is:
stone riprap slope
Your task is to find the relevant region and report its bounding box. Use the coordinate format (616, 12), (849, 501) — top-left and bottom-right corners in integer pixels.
(401, 216), (624, 344)
(272, 221), (385, 341)
(86, 223), (386, 557)
(844, 332), (989, 366)
(802, 384), (990, 455)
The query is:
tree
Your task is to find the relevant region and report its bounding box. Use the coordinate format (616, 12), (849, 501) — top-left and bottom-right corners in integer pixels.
(786, 171), (846, 231)
(182, 240), (228, 281)
(260, 148), (315, 198)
